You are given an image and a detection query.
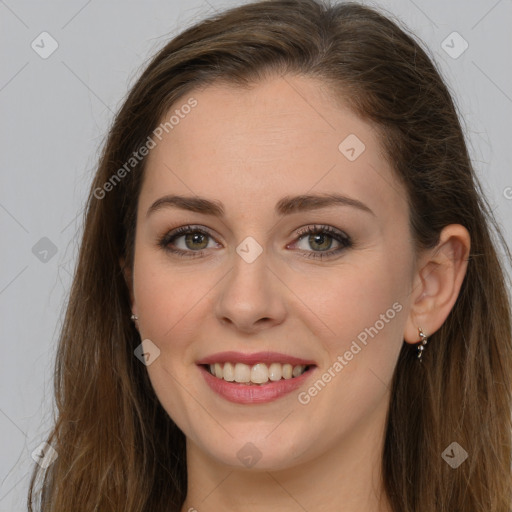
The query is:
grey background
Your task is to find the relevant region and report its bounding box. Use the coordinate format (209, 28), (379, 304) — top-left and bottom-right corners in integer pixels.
(1, 0), (511, 510)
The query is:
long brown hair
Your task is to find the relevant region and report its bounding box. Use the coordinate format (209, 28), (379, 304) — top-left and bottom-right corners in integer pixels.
(28, 1), (512, 510)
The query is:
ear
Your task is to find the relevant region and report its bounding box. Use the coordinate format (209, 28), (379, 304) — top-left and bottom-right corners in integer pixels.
(120, 257), (136, 314)
(404, 224), (470, 344)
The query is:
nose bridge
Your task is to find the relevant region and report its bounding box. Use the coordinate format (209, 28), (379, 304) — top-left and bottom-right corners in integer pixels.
(225, 244), (272, 309)
(214, 241), (286, 331)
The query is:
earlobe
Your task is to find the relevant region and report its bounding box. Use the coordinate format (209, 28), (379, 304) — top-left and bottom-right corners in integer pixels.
(404, 224), (470, 344)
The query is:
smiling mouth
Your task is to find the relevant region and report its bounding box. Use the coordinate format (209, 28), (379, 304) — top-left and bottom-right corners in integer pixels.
(202, 362), (314, 385)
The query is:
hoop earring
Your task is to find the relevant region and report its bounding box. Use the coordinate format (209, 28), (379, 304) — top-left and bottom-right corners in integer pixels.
(130, 314), (138, 322)
(417, 327), (428, 362)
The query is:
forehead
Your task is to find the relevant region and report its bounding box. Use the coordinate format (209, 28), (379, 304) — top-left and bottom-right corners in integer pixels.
(140, 75), (406, 220)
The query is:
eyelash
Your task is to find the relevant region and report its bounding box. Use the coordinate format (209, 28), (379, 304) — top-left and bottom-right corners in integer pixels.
(157, 224), (353, 260)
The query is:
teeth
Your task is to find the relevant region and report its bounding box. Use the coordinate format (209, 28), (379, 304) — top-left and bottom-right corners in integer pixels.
(292, 365), (303, 378)
(251, 363), (268, 384)
(207, 362), (308, 384)
(282, 363), (293, 379)
(268, 362), (282, 381)
(234, 362), (251, 383)
(223, 362), (235, 382)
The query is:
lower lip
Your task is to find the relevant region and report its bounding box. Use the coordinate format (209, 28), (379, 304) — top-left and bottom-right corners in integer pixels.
(198, 365), (315, 404)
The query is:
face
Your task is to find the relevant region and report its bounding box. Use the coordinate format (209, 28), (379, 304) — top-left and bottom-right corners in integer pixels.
(129, 74), (417, 471)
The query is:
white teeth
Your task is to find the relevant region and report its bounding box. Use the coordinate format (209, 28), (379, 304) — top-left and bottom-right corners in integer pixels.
(282, 363), (293, 379)
(268, 362), (282, 381)
(207, 362), (308, 384)
(251, 363), (269, 384)
(223, 362), (235, 382)
(234, 362), (251, 383)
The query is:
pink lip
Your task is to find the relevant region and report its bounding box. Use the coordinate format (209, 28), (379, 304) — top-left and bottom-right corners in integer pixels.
(196, 351), (316, 366)
(198, 365), (316, 404)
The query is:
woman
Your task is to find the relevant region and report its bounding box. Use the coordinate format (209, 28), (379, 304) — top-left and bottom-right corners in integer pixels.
(28, 0), (512, 510)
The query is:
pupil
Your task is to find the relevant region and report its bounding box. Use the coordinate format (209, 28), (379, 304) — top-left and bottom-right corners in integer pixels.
(310, 233), (331, 251)
(186, 233), (207, 249)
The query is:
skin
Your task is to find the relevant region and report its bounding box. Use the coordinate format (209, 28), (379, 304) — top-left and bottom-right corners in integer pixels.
(124, 74), (470, 511)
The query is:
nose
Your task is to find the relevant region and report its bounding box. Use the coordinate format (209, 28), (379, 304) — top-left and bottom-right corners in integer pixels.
(214, 251), (287, 334)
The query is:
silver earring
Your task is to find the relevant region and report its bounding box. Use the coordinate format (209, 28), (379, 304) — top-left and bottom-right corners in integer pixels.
(417, 327), (428, 361)
(131, 314), (138, 322)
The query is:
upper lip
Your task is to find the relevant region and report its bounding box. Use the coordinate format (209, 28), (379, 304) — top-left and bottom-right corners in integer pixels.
(196, 351), (316, 366)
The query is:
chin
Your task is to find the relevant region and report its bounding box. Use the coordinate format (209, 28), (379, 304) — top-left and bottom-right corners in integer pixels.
(192, 427), (313, 471)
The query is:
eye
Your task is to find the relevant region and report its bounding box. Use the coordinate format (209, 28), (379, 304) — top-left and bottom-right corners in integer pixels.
(158, 224), (353, 259)
(158, 225), (220, 258)
(290, 224), (353, 259)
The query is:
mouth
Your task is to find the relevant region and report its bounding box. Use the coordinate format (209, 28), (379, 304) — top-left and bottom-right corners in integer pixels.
(201, 361), (314, 385)
(196, 352), (317, 404)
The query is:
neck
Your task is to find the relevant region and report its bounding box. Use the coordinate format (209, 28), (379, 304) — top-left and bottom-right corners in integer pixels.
(180, 398), (392, 512)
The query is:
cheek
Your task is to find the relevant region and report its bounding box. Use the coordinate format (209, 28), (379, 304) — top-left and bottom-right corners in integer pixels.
(131, 250), (209, 425)
(132, 247), (183, 341)
(295, 259), (407, 436)
(132, 247), (220, 356)
(310, 252), (409, 367)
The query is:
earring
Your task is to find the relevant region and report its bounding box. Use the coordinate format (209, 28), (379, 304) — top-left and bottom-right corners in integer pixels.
(417, 327), (428, 362)
(130, 314), (138, 322)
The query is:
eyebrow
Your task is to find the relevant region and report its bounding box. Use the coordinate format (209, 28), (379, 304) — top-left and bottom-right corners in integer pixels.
(146, 193), (375, 218)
